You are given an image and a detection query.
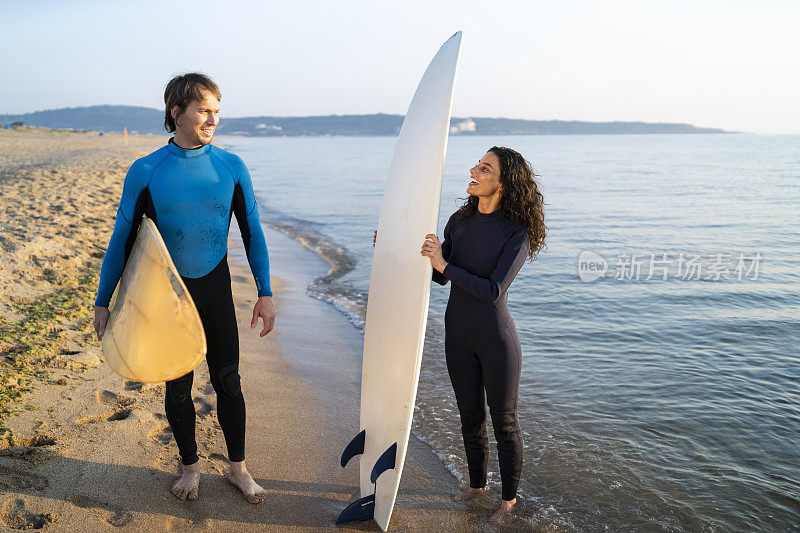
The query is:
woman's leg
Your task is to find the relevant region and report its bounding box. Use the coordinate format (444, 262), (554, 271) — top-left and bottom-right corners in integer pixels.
(476, 322), (524, 502)
(445, 331), (489, 491)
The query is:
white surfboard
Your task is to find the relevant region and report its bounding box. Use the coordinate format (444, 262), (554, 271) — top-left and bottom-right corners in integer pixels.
(338, 32), (462, 531)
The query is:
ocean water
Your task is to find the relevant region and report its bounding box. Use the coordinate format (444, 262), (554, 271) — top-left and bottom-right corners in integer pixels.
(224, 134), (800, 532)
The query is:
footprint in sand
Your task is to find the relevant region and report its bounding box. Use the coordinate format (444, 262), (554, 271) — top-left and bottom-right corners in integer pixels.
(96, 390), (118, 404)
(123, 381), (144, 392)
(197, 382), (215, 395)
(0, 460), (49, 492)
(76, 390), (137, 424)
(0, 498), (56, 530)
(106, 409), (133, 422)
(9, 435), (57, 448)
(67, 494), (132, 528)
(124, 381), (161, 393)
(75, 408), (133, 424)
(95, 389), (131, 405)
(148, 425), (173, 446)
(194, 398), (213, 419)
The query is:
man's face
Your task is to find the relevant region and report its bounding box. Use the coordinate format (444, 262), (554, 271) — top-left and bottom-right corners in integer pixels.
(172, 89), (219, 147)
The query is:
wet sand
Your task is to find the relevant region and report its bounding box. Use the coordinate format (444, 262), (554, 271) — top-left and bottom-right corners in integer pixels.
(0, 129), (490, 531)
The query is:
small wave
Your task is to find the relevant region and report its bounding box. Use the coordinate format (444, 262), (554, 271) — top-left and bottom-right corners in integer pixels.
(412, 429), (467, 485)
(307, 286), (367, 332)
(258, 207), (368, 331)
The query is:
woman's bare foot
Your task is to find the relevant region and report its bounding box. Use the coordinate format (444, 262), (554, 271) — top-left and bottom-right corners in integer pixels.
(171, 461), (200, 501)
(226, 460), (267, 504)
(489, 498), (516, 524)
(454, 487), (486, 501)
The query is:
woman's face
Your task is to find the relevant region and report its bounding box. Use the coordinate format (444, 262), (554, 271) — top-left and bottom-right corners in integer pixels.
(467, 151), (502, 197)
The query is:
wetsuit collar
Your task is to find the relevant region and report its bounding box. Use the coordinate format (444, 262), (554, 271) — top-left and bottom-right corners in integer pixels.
(475, 208), (504, 220)
(167, 137), (212, 158)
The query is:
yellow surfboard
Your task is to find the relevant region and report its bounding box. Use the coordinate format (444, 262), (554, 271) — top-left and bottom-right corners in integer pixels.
(102, 217), (206, 383)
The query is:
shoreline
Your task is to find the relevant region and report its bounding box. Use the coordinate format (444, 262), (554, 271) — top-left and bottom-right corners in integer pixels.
(225, 223), (486, 531)
(0, 129), (485, 531)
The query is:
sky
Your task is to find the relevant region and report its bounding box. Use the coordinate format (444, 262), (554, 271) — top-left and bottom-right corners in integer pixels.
(2, 0), (798, 133)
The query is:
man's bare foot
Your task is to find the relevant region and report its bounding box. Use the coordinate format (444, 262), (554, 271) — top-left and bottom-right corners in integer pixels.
(489, 498), (516, 524)
(171, 461), (200, 501)
(454, 487), (486, 501)
(226, 460), (267, 504)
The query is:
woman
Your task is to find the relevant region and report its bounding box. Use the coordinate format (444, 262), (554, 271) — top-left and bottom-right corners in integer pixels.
(421, 146), (546, 524)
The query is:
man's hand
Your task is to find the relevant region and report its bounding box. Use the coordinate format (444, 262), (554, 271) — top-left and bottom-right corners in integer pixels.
(94, 306), (110, 340)
(251, 296), (276, 337)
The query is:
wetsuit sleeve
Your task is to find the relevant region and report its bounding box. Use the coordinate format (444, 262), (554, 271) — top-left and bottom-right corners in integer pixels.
(432, 214), (454, 285)
(94, 160), (147, 307)
(232, 157), (272, 297)
(442, 226), (529, 302)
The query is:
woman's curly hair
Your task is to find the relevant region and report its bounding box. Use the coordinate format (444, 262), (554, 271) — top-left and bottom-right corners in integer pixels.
(456, 146), (547, 260)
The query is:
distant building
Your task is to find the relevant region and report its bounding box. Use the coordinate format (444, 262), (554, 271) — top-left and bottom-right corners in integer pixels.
(450, 118), (476, 134)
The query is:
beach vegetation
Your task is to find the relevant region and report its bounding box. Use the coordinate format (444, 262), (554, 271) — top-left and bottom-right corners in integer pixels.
(0, 265), (99, 442)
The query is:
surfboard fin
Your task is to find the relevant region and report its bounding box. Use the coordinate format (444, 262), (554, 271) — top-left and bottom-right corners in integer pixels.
(336, 493), (375, 524)
(370, 442), (397, 484)
(340, 429), (366, 468)
(336, 442), (397, 525)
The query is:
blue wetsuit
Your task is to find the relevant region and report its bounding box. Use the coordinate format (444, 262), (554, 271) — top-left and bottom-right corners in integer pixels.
(96, 139), (271, 307)
(433, 209), (529, 501)
(96, 139), (271, 465)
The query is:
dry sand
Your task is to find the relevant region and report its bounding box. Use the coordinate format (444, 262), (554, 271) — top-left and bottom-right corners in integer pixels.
(0, 129), (503, 532)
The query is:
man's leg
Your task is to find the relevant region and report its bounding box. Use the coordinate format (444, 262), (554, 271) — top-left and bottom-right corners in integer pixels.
(165, 371), (200, 500)
(201, 255), (266, 503)
(165, 371), (199, 465)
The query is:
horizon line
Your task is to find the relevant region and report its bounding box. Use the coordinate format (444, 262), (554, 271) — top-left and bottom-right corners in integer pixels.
(0, 103), (738, 131)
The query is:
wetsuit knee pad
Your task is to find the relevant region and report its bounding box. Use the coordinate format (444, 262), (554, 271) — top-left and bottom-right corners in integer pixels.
(213, 365), (241, 398)
(166, 376), (193, 404)
(490, 412), (520, 441)
(458, 407), (487, 435)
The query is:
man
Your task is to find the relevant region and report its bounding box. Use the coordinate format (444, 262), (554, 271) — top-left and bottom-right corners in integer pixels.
(94, 73), (275, 503)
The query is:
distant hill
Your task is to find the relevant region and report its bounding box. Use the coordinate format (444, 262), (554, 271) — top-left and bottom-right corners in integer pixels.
(0, 105), (163, 135)
(0, 105), (729, 136)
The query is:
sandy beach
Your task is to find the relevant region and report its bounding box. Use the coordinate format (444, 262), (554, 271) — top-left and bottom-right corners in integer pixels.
(0, 129), (497, 532)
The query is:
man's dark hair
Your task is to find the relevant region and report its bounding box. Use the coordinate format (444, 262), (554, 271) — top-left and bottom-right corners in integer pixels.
(163, 73), (221, 133)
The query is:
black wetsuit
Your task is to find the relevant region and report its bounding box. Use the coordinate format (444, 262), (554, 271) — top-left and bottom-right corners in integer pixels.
(433, 209), (529, 501)
(169, 255), (243, 465)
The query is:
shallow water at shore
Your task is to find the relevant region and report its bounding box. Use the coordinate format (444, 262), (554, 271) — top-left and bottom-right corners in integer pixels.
(225, 133), (800, 531)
